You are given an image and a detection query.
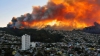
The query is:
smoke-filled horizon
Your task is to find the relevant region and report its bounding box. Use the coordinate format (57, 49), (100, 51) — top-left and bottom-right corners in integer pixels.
(8, 0), (100, 30)
(0, 0), (48, 27)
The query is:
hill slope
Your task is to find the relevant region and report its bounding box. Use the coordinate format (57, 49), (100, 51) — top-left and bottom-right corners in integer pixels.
(0, 28), (64, 42)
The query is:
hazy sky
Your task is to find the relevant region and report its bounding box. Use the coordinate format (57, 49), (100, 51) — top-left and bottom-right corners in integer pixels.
(0, 0), (48, 27)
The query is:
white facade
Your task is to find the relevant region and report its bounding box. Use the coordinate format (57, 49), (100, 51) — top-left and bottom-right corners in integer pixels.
(22, 34), (30, 50)
(31, 42), (36, 47)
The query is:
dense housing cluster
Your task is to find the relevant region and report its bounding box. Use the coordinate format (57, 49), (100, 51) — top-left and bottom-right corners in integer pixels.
(0, 30), (100, 56)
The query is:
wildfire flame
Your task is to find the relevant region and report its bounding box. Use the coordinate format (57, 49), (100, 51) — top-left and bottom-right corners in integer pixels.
(8, 0), (100, 30)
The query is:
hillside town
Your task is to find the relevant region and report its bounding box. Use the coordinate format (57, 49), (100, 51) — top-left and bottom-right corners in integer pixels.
(0, 30), (100, 56)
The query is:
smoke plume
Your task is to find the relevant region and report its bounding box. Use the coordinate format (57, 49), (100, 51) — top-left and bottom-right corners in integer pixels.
(7, 0), (100, 30)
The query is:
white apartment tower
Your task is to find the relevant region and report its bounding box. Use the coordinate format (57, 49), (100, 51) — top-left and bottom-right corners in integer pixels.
(22, 34), (30, 50)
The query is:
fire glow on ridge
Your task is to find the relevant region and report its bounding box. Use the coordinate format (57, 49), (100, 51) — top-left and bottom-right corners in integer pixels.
(8, 0), (100, 30)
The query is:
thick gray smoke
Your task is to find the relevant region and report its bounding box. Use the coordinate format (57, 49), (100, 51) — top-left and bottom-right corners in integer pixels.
(7, 1), (65, 28)
(7, 13), (32, 28)
(7, 0), (100, 30)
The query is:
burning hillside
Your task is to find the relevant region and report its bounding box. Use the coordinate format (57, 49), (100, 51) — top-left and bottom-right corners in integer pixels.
(7, 0), (100, 30)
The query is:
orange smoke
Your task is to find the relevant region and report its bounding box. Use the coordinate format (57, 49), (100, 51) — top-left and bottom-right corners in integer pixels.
(19, 0), (100, 30)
